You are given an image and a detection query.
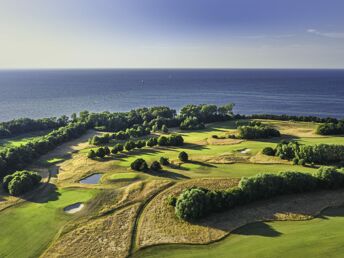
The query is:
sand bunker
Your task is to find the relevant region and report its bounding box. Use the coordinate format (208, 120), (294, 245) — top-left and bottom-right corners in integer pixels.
(240, 148), (251, 154)
(64, 203), (84, 214)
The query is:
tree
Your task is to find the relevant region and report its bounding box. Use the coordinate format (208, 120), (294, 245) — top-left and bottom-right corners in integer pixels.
(125, 140), (136, 151)
(262, 147), (275, 156)
(104, 146), (110, 156)
(3, 170), (42, 196)
(95, 147), (106, 158)
(150, 161), (162, 171)
(157, 136), (169, 146)
(146, 137), (158, 147)
(178, 151), (188, 162)
(161, 124), (169, 133)
(160, 157), (170, 166)
(87, 150), (96, 159)
(130, 158), (148, 171)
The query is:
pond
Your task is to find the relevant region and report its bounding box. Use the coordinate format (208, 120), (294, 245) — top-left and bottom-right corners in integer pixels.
(79, 173), (102, 184)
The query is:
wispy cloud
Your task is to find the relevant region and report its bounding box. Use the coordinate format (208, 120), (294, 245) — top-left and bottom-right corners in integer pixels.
(235, 34), (294, 39)
(307, 29), (344, 39)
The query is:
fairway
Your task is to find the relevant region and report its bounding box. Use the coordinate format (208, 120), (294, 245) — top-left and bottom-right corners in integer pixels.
(133, 206), (344, 258)
(0, 187), (96, 258)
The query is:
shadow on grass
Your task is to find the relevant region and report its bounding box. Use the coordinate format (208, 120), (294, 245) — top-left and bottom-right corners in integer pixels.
(188, 160), (217, 168)
(150, 169), (190, 180)
(23, 183), (61, 203)
(232, 222), (282, 237)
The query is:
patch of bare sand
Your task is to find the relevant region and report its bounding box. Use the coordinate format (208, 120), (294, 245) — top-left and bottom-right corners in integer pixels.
(137, 184), (344, 248)
(44, 203), (140, 258)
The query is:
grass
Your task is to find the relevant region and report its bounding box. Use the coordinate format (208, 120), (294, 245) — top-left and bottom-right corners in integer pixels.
(0, 187), (97, 258)
(133, 206), (344, 258)
(0, 130), (50, 148)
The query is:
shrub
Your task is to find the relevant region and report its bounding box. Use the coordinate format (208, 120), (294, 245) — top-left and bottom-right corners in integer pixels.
(130, 158), (148, 171)
(161, 124), (169, 133)
(175, 187), (210, 220)
(298, 159), (306, 166)
(178, 151), (188, 162)
(167, 195), (177, 206)
(157, 136), (169, 146)
(3, 170), (42, 196)
(125, 140), (136, 151)
(112, 143), (124, 154)
(180, 116), (205, 130)
(238, 125), (280, 139)
(104, 146), (110, 156)
(95, 147), (106, 158)
(313, 167), (344, 189)
(150, 161), (162, 171)
(160, 157), (170, 166)
(146, 137), (158, 147)
(87, 150), (96, 159)
(262, 147), (275, 156)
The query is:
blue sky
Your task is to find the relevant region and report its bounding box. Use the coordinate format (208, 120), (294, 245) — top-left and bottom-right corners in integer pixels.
(1, 0), (344, 68)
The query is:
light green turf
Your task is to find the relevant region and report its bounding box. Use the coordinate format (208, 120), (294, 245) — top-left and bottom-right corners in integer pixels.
(133, 206), (344, 258)
(0, 187), (96, 258)
(0, 130), (50, 148)
(108, 172), (140, 180)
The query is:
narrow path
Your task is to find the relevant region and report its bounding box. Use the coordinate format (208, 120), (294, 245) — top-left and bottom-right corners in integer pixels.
(127, 181), (175, 257)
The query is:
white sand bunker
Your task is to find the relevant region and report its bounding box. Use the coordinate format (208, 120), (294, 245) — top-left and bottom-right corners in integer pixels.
(240, 148), (251, 154)
(64, 202), (84, 214)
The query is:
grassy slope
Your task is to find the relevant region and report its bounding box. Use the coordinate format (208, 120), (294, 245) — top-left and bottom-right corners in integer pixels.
(0, 130), (50, 148)
(133, 206), (344, 258)
(0, 188), (96, 258)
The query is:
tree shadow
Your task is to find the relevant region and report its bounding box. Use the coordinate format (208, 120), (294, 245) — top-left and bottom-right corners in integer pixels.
(188, 160), (217, 168)
(168, 163), (190, 171)
(23, 183), (61, 203)
(149, 169), (190, 180)
(232, 222), (282, 237)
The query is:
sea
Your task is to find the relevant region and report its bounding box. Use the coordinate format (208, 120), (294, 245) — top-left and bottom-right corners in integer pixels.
(0, 69), (343, 122)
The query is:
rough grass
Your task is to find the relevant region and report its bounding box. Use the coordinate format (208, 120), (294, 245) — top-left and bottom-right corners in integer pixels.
(0, 130), (51, 148)
(133, 205), (344, 258)
(44, 203), (140, 258)
(0, 187), (97, 258)
(135, 188), (344, 253)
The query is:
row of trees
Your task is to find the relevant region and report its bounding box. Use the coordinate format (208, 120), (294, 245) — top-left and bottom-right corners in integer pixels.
(0, 122), (88, 178)
(237, 125), (281, 139)
(174, 167), (344, 220)
(246, 114), (338, 123)
(87, 135), (185, 159)
(273, 141), (344, 165)
(89, 126), (151, 145)
(0, 116), (69, 139)
(3, 170), (42, 196)
(316, 121), (344, 135)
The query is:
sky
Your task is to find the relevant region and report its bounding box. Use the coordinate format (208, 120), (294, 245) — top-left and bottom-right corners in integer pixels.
(0, 0), (344, 68)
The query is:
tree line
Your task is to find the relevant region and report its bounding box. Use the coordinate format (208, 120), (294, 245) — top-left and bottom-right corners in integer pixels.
(0, 116), (69, 139)
(237, 125), (281, 139)
(265, 141), (344, 165)
(316, 121), (344, 135)
(173, 167), (344, 220)
(2, 170), (42, 196)
(0, 122), (88, 179)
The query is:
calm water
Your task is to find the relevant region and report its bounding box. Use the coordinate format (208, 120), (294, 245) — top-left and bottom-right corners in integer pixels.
(0, 69), (343, 121)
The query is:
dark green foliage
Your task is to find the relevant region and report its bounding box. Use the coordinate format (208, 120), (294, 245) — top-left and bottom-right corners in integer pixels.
(178, 151), (188, 162)
(150, 161), (162, 171)
(0, 122), (87, 178)
(167, 195), (177, 207)
(135, 140), (146, 149)
(161, 124), (169, 133)
(3, 170), (42, 196)
(146, 137), (158, 147)
(124, 140), (136, 151)
(180, 116), (205, 130)
(87, 150), (96, 159)
(316, 121), (344, 135)
(157, 134), (184, 146)
(160, 157), (170, 166)
(235, 120), (262, 127)
(0, 116), (68, 139)
(103, 146), (110, 156)
(238, 125), (280, 139)
(174, 168), (344, 221)
(130, 158), (148, 171)
(95, 147), (106, 158)
(175, 187), (210, 220)
(111, 143), (124, 154)
(247, 114), (337, 123)
(262, 147), (275, 156)
(157, 136), (169, 146)
(312, 167), (344, 189)
(275, 141), (344, 165)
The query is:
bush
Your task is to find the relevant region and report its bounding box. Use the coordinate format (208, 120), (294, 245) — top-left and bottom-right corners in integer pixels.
(150, 161), (162, 171)
(313, 167), (344, 189)
(175, 187), (210, 220)
(180, 117), (205, 130)
(3, 170), (42, 196)
(87, 150), (96, 159)
(95, 147), (106, 158)
(112, 143), (124, 154)
(146, 137), (158, 147)
(178, 151), (188, 162)
(160, 157), (170, 166)
(161, 124), (169, 133)
(262, 147), (275, 156)
(157, 136), (169, 146)
(104, 146), (110, 156)
(167, 195), (177, 206)
(125, 140), (136, 151)
(130, 158), (148, 172)
(238, 125), (281, 139)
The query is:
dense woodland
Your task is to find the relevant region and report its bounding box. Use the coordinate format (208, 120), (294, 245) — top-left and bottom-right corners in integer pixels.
(0, 116), (69, 139)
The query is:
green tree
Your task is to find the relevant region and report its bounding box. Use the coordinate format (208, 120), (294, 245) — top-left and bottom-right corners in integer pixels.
(178, 151), (188, 162)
